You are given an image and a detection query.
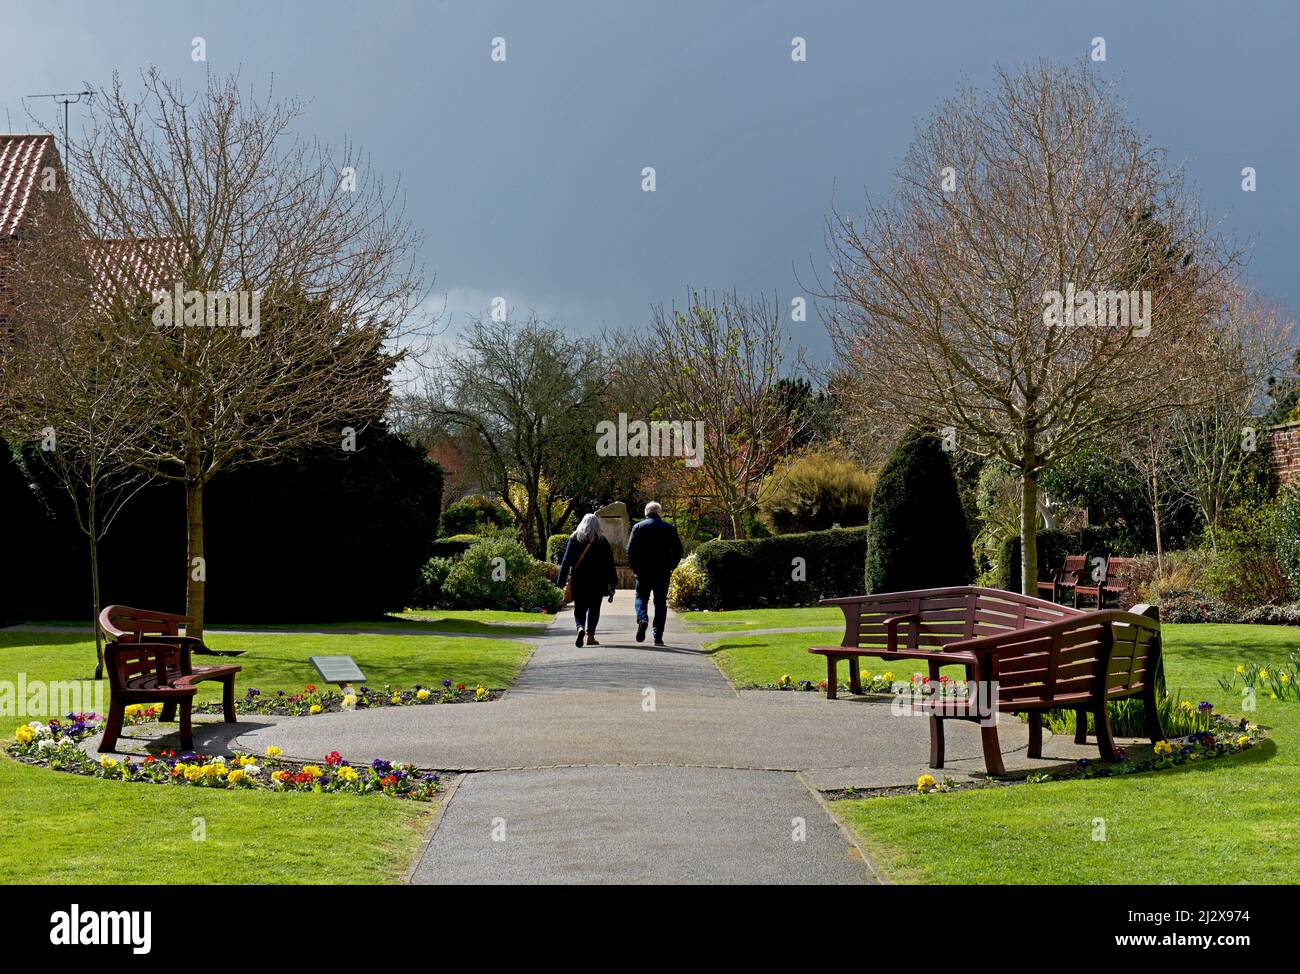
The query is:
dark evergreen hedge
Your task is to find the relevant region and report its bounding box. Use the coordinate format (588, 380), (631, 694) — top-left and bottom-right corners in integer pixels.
(0, 428), (442, 624)
(691, 526), (870, 610)
(864, 429), (974, 594)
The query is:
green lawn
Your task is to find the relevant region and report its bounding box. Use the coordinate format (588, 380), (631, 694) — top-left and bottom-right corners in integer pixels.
(11, 608), (553, 638)
(681, 606), (844, 633)
(704, 628), (970, 686)
(0, 628), (532, 883)
(828, 623), (1300, 883)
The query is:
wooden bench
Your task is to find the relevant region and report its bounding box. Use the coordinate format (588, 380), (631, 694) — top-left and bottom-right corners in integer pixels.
(98, 605), (241, 753)
(808, 586), (1164, 776)
(1074, 556), (1135, 609)
(1037, 553), (1087, 604)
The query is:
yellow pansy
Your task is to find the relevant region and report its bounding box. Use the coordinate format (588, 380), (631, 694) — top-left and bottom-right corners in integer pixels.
(227, 769), (245, 784)
(337, 766), (359, 782)
(916, 774), (936, 792)
(15, 725), (34, 744)
(416, 689), (430, 701)
(309, 704), (322, 715)
(265, 745), (283, 758)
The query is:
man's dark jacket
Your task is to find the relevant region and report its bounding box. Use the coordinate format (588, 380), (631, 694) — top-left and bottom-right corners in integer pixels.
(626, 514), (684, 581)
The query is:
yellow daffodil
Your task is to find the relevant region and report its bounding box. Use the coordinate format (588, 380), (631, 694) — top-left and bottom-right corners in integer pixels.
(1235, 664), (1245, 673)
(1259, 669), (1269, 679)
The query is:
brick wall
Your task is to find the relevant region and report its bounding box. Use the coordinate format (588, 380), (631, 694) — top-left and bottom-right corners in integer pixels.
(1268, 423), (1300, 486)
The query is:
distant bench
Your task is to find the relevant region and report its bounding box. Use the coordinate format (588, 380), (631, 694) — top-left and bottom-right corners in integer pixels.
(98, 606), (241, 753)
(807, 586), (1164, 776)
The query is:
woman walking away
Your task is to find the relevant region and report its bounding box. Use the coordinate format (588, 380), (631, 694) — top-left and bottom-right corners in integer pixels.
(557, 513), (618, 646)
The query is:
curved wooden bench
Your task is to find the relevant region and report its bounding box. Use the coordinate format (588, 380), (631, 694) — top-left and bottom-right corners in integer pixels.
(98, 605), (241, 753)
(808, 586), (1163, 776)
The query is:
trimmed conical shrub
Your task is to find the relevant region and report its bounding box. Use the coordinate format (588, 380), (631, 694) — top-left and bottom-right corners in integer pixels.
(864, 429), (975, 593)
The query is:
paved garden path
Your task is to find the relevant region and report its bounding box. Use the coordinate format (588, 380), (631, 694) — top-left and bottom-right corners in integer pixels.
(161, 590), (1120, 885)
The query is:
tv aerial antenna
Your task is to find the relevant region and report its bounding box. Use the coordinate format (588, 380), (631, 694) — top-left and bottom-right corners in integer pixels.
(26, 88), (94, 163)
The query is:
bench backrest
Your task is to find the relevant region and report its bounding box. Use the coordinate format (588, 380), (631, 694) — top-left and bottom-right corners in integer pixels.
(1102, 556), (1135, 587)
(104, 640), (184, 691)
(822, 586), (1082, 654)
(1058, 554), (1088, 584)
(99, 605), (190, 643)
(982, 609), (1161, 710)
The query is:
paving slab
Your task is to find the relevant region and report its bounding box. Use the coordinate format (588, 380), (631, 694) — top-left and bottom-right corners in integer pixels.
(408, 765), (874, 885)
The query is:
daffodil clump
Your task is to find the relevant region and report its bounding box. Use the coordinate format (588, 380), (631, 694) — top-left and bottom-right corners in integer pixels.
(9, 720), (442, 802)
(200, 680), (496, 719)
(1218, 652), (1300, 703)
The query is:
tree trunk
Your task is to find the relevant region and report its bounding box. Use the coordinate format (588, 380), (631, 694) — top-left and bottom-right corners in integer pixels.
(1020, 466), (1038, 597)
(1152, 477), (1164, 577)
(89, 494), (104, 681)
(186, 474), (206, 639)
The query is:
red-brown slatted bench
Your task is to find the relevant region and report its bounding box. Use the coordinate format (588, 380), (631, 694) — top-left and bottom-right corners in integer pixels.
(98, 605), (241, 753)
(808, 586), (1164, 775)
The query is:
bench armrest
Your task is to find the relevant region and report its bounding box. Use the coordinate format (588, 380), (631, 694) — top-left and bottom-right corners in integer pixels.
(882, 612), (920, 652)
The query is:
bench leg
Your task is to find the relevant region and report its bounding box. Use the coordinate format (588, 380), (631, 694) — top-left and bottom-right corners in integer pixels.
(1142, 682), (1164, 744)
(825, 657), (838, 699)
(1093, 702), (1119, 761)
(1074, 707), (1089, 744)
(1027, 711), (1043, 759)
(980, 721), (1006, 776)
(178, 700), (194, 752)
(929, 716), (945, 768)
(848, 657), (862, 694)
(98, 700), (125, 753)
(222, 677), (237, 723)
(160, 700), (176, 722)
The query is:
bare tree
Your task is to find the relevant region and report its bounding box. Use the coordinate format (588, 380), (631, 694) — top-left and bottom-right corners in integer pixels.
(627, 290), (807, 539)
(1165, 290), (1293, 548)
(410, 314), (613, 555)
(49, 69), (425, 636)
(1116, 417), (1183, 573)
(824, 61), (1236, 594)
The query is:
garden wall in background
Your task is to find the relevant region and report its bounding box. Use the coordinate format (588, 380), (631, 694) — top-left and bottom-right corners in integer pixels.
(1267, 422), (1300, 487)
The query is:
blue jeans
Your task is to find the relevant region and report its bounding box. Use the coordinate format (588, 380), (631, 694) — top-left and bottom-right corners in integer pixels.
(634, 575), (669, 639)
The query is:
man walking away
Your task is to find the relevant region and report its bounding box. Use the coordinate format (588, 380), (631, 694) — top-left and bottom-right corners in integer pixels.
(626, 501), (683, 646)
(557, 513), (618, 647)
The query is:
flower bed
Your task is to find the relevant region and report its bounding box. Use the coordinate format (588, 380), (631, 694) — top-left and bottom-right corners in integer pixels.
(196, 680), (496, 718)
(1022, 714), (1265, 784)
(824, 715), (1267, 801)
(765, 670), (901, 694)
(8, 715), (443, 801)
